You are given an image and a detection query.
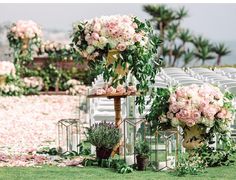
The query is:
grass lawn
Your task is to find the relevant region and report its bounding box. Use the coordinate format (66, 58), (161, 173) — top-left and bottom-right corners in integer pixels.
(0, 164), (236, 180)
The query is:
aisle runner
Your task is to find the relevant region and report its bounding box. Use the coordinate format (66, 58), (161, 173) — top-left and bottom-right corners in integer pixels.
(0, 95), (81, 154)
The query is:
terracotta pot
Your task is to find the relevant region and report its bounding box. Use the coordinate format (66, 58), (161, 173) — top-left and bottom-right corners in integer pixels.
(136, 155), (149, 171)
(96, 147), (113, 160)
(106, 49), (129, 77)
(182, 125), (206, 150)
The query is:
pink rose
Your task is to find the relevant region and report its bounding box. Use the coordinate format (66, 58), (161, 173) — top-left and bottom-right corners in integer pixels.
(116, 85), (126, 94)
(134, 33), (142, 42)
(167, 112), (174, 119)
(116, 43), (126, 51)
(132, 23), (138, 29)
(106, 86), (116, 95)
(176, 89), (187, 98)
(191, 111), (201, 120)
(169, 104), (179, 113)
(91, 32), (100, 40)
(95, 88), (106, 95)
(176, 109), (191, 120)
(217, 108), (228, 119)
(203, 106), (219, 120)
(127, 85), (136, 95)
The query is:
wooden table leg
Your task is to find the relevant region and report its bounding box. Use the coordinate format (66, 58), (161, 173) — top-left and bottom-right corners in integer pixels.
(114, 97), (121, 127)
(112, 97), (122, 156)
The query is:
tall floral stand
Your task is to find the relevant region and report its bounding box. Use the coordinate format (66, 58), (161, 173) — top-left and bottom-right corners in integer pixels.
(88, 94), (135, 156)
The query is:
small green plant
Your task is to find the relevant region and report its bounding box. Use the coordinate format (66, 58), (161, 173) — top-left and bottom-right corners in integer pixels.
(175, 154), (206, 176)
(77, 141), (91, 156)
(134, 140), (150, 158)
(83, 158), (133, 174)
(36, 147), (58, 156)
(195, 136), (236, 167)
(86, 122), (122, 150)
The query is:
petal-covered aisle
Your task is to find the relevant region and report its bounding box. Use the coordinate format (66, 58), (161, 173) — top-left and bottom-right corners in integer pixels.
(0, 95), (81, 154)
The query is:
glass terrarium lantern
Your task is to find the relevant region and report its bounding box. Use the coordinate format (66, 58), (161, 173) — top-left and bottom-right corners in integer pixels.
(57, 119), (81, 154)
(123, 118), (151, 165)
(150, 129), (179, 171)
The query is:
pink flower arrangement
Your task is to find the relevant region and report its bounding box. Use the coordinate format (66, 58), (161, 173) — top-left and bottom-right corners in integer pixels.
(94, 84), (137, 96)
(73, 15), (148, 58)
(65, 79), (88, 96)
(23, 76), (44, 90)
(0, 61), (16, 76)
(163, 84), (233, 128)
(9, 20), (42, 40)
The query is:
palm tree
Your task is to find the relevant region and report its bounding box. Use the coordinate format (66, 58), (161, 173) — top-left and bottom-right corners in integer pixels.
(143, 5), (176, 60)
(166, 24), (178, 66)
(179, 28), (192, 50)
(192, 35), (211, 50)
(182, 49), (195, 67)
(172, 45), (184, 67)
(194, 45), (215, 65)
(212, 43), (231, 66)
(175, 7), (188, 25)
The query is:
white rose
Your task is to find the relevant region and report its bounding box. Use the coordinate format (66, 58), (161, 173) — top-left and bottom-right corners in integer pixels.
(86, 46), (95, 54)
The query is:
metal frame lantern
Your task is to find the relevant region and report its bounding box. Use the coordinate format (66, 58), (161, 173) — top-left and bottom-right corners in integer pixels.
(57, 119), (81, 154)
(150, 128), (179, 171)
(123, 118), (151, 165)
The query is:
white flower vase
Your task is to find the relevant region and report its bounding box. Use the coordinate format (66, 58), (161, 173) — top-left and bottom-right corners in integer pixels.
(182, 125), (206, 151)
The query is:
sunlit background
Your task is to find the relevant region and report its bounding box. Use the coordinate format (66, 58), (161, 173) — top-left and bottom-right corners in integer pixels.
(1, 3), (236, 65)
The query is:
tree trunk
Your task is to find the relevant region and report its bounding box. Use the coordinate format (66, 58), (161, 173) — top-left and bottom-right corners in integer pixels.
(168, 41), (173, 66)
(157, 22), (165, 63)
(201, 60), (205, 66)
(216, 55), (221, 66)
(172, 56), (177, 67)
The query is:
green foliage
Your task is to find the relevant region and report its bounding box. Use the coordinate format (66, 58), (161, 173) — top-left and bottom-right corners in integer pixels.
(36, 147), (58, 156)
(195, 135), (236, 167)
(145, 88), (172, 131)
(83, 158), (133, 174)
(134, 140), (150, 157)
(116, 163), (133, 174)
(77, 141), (91, 156)
(195, 145), (235, 167)
(61, 151), (79, 159)
(86, 122), (122, 149)
(0, 75), (24, 96)
(175, 154), (206, 176)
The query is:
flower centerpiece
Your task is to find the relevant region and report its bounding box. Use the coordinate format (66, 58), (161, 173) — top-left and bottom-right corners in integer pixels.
(0, 61), (16, 86)
(7, 20), (42, 73)
(146, 84), (235, 150)
(71, 15), (161, 112)
(38, 41), (74, 61)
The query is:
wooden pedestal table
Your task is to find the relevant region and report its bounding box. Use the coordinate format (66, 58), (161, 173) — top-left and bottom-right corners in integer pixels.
(88, 93), (134, 156)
